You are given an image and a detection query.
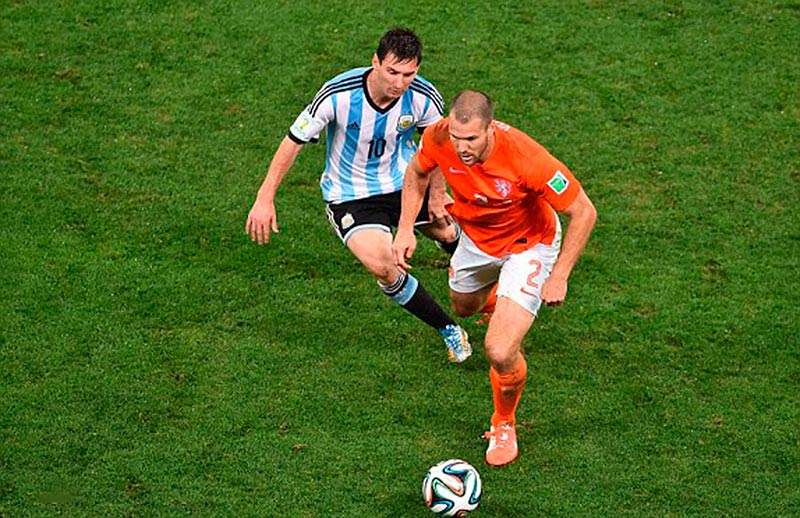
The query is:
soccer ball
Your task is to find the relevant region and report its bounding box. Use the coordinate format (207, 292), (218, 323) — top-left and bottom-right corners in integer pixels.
(422, 459), (482, 516)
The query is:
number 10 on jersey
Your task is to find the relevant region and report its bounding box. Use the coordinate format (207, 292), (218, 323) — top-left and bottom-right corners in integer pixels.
(368, 138), (386, 159)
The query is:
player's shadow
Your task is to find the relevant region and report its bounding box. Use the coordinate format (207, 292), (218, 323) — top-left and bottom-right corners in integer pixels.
(383, 490), (531, 517)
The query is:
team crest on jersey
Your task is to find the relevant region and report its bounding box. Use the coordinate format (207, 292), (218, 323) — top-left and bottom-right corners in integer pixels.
(547, 170), (569, 194)
(341, 213), (355, 229)
(494, 179), (512, 198)
(397, 114), (414, 131)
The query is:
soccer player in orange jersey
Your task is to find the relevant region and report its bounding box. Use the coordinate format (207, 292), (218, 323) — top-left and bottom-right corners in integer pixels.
(392, 90), (597, 466)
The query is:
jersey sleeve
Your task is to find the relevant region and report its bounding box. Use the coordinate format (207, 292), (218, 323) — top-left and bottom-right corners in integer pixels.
(522, 150), (581, 211)
(413, 78), (445, 130)
(288, 90), (335, 144)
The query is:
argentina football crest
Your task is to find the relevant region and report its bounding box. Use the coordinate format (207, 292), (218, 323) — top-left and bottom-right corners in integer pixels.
(397, 113), (415, 132)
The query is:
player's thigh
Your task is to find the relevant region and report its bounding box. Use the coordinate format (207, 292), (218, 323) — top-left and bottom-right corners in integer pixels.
(326, 195), (392, 243)
(448, 232), (501, 316)
(345, 228), (397, 282)
(326, 196), (399, 282)
(450, 283), (496, 318)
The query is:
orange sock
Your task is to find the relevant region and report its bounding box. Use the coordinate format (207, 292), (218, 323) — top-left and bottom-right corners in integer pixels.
(481, 284), (498, 314)
(489, 356), (528, 427)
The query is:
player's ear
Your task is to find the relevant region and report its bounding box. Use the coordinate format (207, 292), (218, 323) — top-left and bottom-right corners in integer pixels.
(371, 53), (380, 69)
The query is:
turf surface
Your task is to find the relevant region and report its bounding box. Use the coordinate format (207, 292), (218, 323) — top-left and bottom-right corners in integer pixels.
(2, 1), (798, 516)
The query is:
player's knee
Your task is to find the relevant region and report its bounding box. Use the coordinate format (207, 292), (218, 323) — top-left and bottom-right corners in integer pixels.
(484, 340), (518, 371)
(436, 224), (458, 244)
(420, 222), (457, 244)
(366, 262), (399, 285)
(451, 298), (479, 318)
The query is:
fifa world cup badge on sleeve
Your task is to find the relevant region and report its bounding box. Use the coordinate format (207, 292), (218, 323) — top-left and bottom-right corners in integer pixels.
(291, 112), (315, 141)
(547, 170), (569, 194)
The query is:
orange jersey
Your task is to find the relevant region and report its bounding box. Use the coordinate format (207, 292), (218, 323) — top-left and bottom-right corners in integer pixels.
(417, 119), (581, 257)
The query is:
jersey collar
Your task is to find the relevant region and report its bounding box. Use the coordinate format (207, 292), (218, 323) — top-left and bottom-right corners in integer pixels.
(363, 69), (402, 114)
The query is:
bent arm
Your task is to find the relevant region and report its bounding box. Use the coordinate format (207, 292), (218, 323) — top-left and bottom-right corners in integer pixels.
(542, 188), (597, 305)
(426, 167), (452, 223)
(392, 155), (432, 269)
(398, 155), (432, 233)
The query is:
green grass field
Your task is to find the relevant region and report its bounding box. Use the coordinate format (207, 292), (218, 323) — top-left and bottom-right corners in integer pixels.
(2, 1), (798, 516)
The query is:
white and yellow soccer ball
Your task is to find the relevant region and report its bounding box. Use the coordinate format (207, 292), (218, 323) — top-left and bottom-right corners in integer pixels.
(422, 459), (482, 516)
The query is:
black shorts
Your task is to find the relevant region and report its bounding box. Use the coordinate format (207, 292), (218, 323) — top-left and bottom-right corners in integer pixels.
(326, 190), (433, 243)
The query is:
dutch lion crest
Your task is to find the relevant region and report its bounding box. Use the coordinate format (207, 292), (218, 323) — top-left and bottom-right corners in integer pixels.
(494, 179), (512, 198)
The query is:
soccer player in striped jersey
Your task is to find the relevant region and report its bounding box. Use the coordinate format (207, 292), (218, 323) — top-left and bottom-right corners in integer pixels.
(246, 28), (471, 362)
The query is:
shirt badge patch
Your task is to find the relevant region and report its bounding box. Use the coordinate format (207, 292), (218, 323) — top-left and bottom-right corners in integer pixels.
(341, 213), (355, 229)
(397, 114), (414, 131)
(494, 179), (512, 198)
(291, 112), (314, 140)
(547, 170), (569, 194)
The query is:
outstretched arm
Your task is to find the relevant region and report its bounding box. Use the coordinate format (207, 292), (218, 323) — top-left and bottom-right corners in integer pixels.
(392, 155), (432, 270)
(245, 136), (304, 245)
(541, 188), (597, 306)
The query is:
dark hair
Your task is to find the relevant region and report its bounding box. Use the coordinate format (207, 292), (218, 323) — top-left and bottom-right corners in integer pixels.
(450, 90), (494, 126)
(376, 27), (422, 65)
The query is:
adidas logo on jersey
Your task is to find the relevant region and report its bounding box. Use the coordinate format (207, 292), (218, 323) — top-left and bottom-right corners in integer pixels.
(347, 121), (360, 131)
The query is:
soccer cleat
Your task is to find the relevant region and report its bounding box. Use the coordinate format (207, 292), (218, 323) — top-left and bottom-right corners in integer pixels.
(483, 422), (518, 466)
(439, 324), (472, 363)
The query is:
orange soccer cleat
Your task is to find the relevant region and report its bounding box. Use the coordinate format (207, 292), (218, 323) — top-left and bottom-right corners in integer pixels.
(483, 421), (518, 466)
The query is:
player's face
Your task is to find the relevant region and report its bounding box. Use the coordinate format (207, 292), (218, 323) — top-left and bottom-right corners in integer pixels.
(449, 115), (494, 166)
(371, 52), (419, 100)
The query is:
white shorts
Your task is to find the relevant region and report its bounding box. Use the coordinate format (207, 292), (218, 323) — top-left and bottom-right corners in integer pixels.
(449, 221), (561, 316)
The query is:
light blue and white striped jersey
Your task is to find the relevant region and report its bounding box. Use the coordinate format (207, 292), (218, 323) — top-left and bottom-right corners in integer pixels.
(288, 67), (444, 204)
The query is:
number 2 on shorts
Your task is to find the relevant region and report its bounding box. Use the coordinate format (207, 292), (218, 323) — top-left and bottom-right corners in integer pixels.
(520, 259), (543, 296)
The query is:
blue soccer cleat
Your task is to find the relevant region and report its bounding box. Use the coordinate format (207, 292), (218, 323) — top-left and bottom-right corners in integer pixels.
(439, 324), (472, 363)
